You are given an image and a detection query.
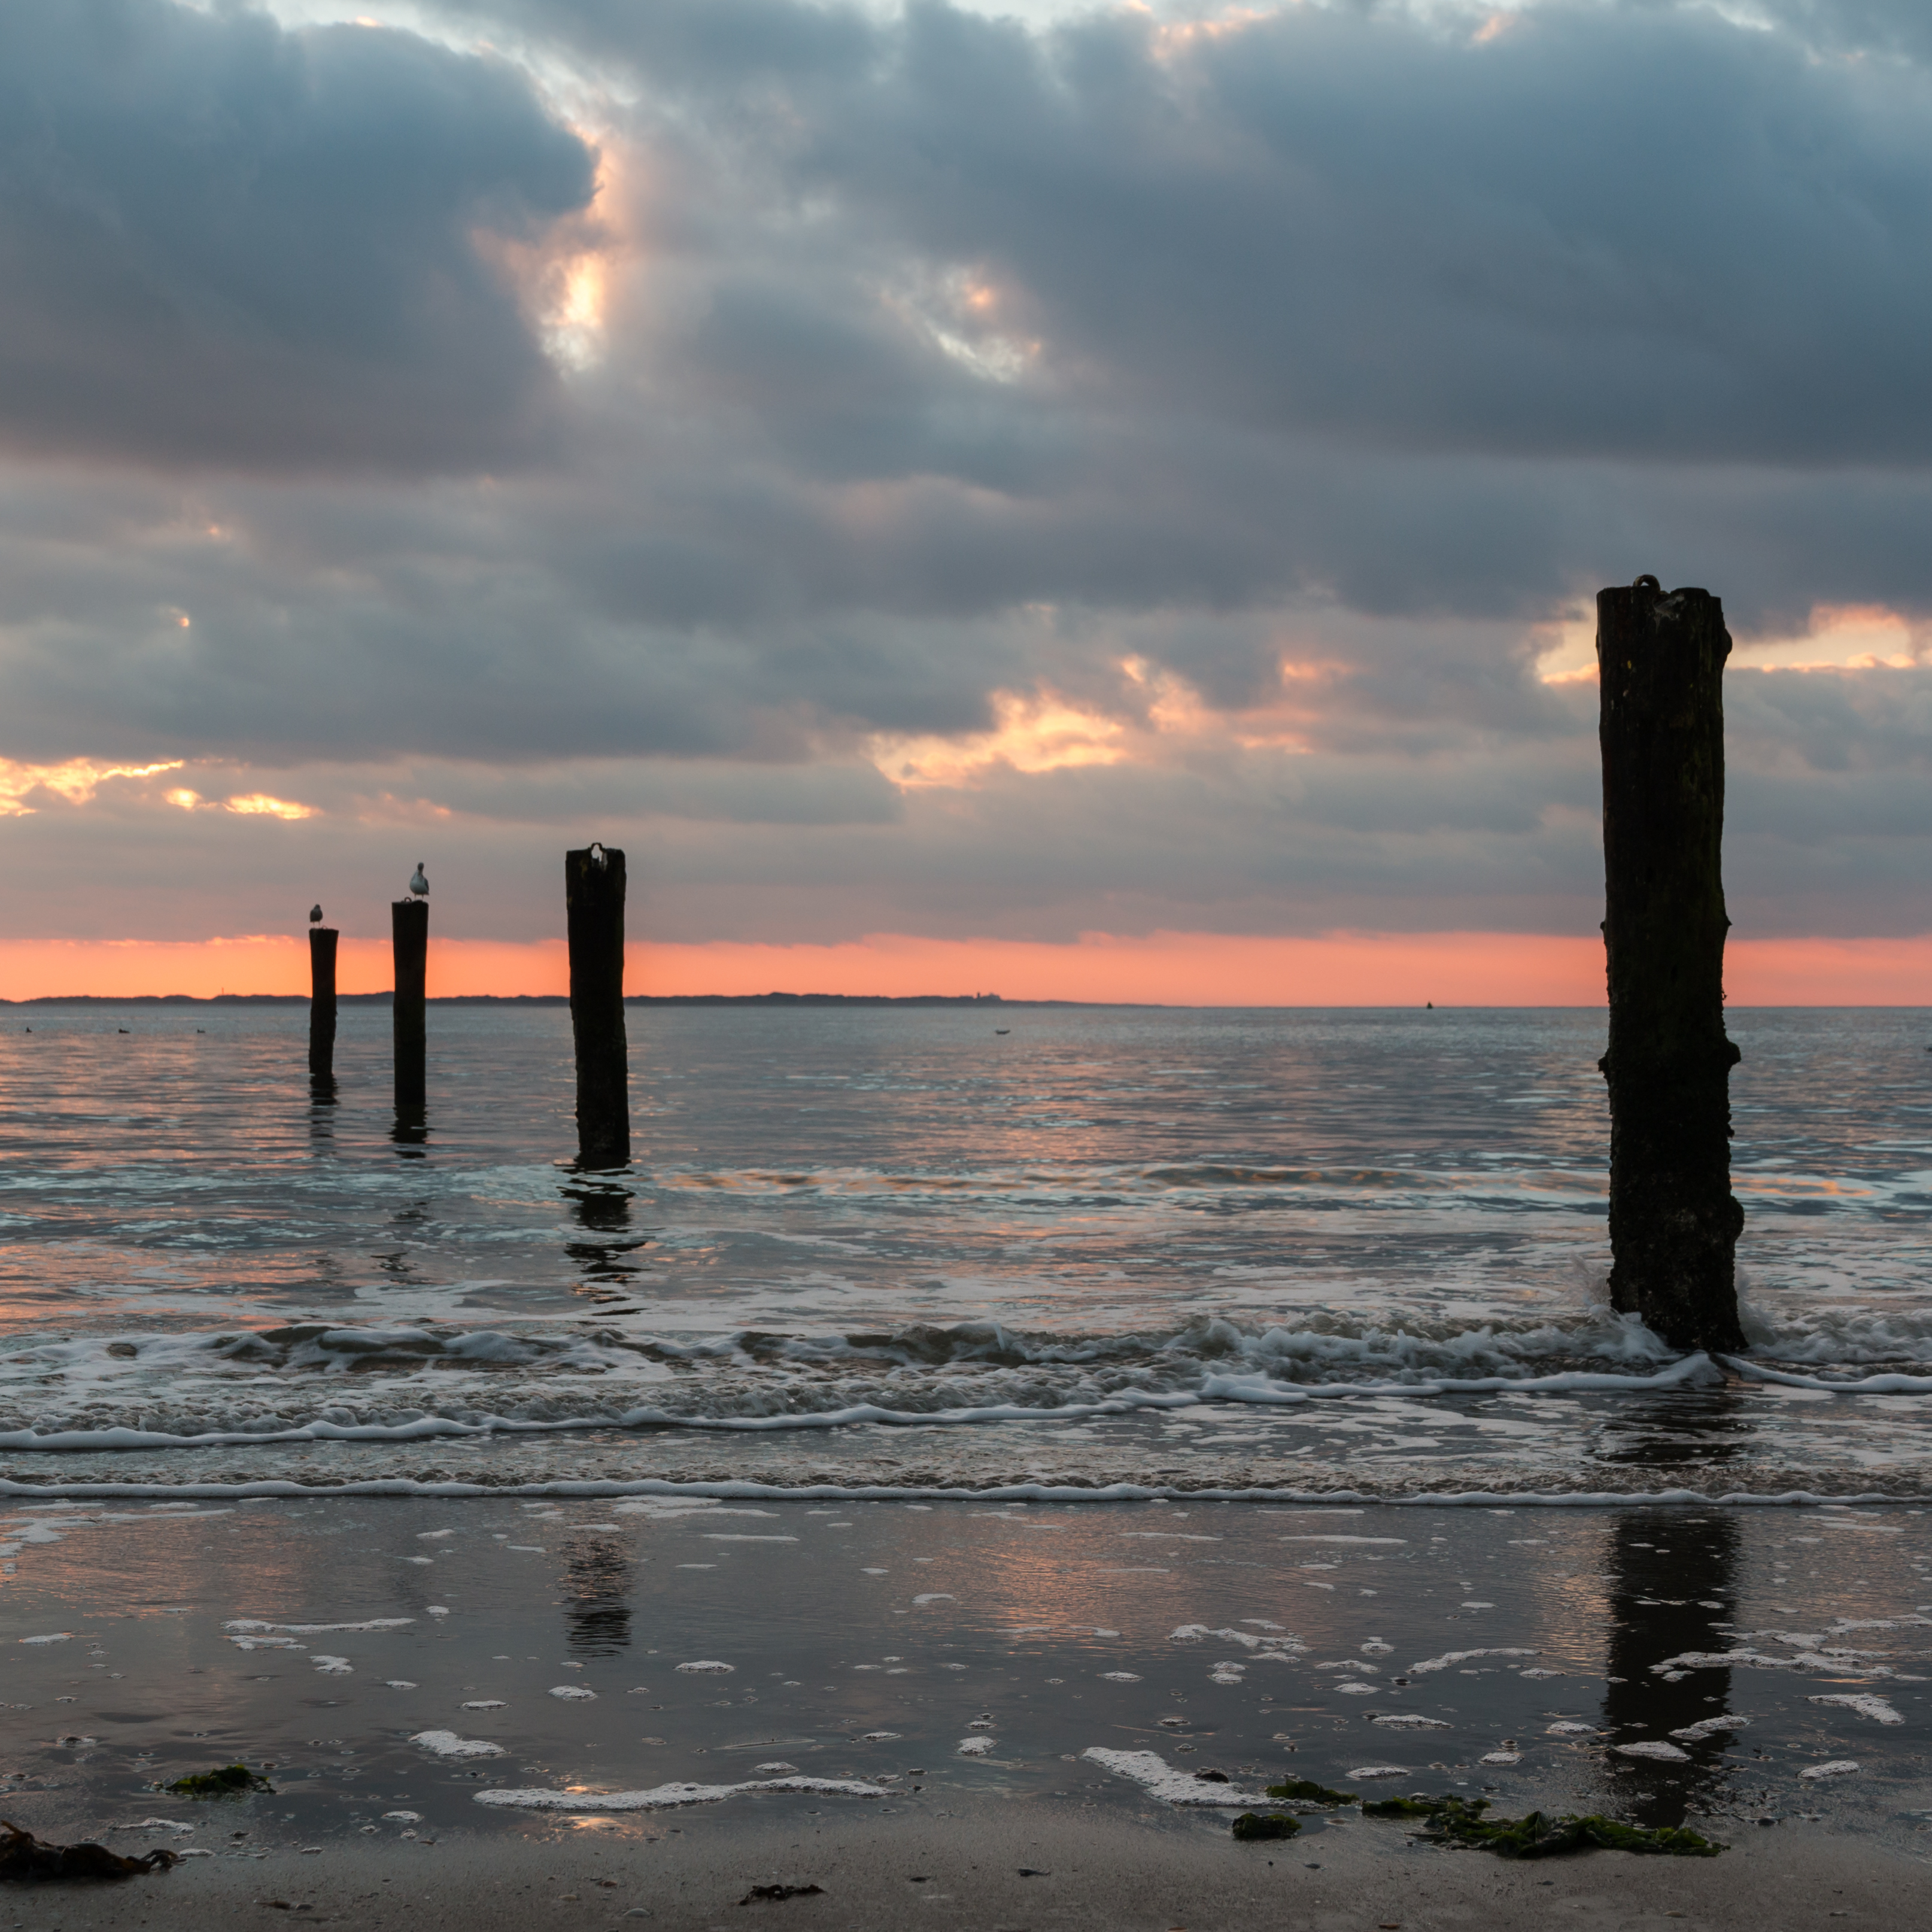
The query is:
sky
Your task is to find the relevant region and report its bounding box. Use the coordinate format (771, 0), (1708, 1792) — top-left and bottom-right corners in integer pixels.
(4, 0), (1932, 1003)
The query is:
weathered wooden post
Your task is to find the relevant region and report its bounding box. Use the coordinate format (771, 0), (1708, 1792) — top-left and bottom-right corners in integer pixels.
(1597, 575), (1746, 1353)
(308, 922), (338, 1091)
(391, 897), (428, 1110)
(567, 843), (630, 1168)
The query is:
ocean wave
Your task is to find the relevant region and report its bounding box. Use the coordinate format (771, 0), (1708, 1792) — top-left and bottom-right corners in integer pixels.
(0, 1298), (1923, 1454)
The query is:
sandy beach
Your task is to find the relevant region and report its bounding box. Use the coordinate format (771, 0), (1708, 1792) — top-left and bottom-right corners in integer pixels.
(5, 1800), (1930, 1931)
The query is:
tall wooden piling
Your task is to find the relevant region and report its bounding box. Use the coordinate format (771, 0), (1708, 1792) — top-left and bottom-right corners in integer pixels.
(566, 843), (630, 1168)
(1597, 575), (1745, 1353)
(391, 898), (428, 1110)
(308, 926), (338, 1091)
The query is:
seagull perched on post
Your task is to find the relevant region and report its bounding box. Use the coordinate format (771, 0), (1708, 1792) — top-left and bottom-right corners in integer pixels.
(309, 904), (323, 925)
(408, 863), (429, 899)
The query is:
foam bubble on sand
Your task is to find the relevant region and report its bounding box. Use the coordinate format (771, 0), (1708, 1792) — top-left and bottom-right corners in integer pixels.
(110, 1818), (196, 1834)
(384, 1680), (418, 1689)
(409, 1731), (506, 1758)
(1170, 1625), (1305, 1656)
(462, 1700), (508, 1710)
(676, 1661), (734, 1674)
(755, 1763), (798, 1775)
(1614, 1742), (1691, 1762)
(1348, 1764), (1409, 1779)
(1481, 1751), (1521, 1765)
(1546, 1723), (1597, 1736)
(1809, 1694), (1904, 1724)
(913, 1594), (955, 1605)
(19, 1633), (71, 1644)
(313, 1656), (352, 1674)
(703, 1534), (797, 1542)
(1800, 1761), (1861, 1780)
(859, 1731), (901, 1741)
(1411, 1648), (1539, 1674)
(382, 1812), (421, 1823)
(1101, 1672), (1143, 1682)
(549, 1685), (596, 1700)
(1279, 1535), (1406, 1545)
(226, 1618), (414, 1635)
(1372, 1714), (1451, 1730)
(1080, 1749), (1269, 1806)
(957, 1737), (995, 1755)
(476, 1775), (886, 1812)
(1210, 1665), (1246, 1685)
(1670, 1715), (1750, 1742)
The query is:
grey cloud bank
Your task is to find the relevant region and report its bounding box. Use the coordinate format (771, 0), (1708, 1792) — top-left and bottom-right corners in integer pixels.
(1, 0), (1931, 954)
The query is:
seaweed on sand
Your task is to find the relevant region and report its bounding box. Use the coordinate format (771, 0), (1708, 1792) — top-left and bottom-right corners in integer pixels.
(0, 1819), (180, 1882)
(1362, 1794), (1723, 1858)
(1231, 1812), (1302, 1842)
(1265, 1778), (1358, 1807)
(163, 1763), (274, 1797)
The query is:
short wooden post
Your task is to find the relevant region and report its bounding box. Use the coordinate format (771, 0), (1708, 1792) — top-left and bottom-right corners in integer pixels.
(1596, 575), (1745, 1353)
(391, 897), (428, 1110)
(567, 843), (630, 1168)
(308, 926), (338, 1091)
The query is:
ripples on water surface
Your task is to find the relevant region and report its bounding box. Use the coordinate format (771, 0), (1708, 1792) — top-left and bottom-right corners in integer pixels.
(1, 1003), (1930, 1493)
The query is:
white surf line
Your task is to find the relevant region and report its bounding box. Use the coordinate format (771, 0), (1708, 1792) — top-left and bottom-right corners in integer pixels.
(7, 1477), (1929, 1506)
(0, 1353), (1736, 1454)
(476, 1776), (888, 1812)
(1079, 1749), (1273, 1808)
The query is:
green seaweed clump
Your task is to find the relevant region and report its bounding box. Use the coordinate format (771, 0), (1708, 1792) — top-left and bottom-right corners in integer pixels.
(1362, 1795), (1447, 1819)
(1265, 1778), (1358, 1807)
(1363, 1794), (1723, 1858)
(1231, 1811), (1302, 1842)
(162, 1764), (274, 1799)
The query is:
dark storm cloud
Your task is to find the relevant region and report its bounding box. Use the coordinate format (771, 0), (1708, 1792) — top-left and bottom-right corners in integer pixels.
(5, 0), (1932, 953)
(0, 0), (596, 472)
(472, 0), (1932, 469)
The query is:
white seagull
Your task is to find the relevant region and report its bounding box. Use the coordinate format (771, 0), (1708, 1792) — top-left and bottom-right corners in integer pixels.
(409, 863), (429, 898)
(309, 904), (323, 925)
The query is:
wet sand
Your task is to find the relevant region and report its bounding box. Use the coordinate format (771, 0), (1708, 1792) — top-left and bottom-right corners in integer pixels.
(3, 1801), (1929, 1931)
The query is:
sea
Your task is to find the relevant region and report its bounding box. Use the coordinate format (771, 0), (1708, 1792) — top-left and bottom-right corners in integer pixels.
(3, 1002), (1932, 1853)
(2, 1000), (1929, 1502)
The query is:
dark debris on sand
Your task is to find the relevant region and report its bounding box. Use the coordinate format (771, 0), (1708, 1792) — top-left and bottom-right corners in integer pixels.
(0, 1819), (181, 1882)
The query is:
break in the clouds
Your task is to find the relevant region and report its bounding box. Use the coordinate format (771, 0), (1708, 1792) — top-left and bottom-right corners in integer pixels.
(3, 0), (1932, 960)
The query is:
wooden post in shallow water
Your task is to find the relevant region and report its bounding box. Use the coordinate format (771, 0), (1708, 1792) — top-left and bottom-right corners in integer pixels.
(391, 897), (428, 1110)
(567, 843), (630, 1169)
(308, 925), (338, 1091)
(1596, 575), (1745, 1353)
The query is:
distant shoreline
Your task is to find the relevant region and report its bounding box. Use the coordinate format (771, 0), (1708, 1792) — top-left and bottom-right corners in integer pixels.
(0, 991), (1120, 1008)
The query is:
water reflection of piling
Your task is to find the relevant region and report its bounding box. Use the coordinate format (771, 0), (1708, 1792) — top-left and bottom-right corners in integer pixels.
(564, 1535), (633, 1657)
(391, 897), (428, 1111)
(564, 1180), (648, 1310)
(1601, 1509), (1741, 1828)
(308, 926), (338, 1093)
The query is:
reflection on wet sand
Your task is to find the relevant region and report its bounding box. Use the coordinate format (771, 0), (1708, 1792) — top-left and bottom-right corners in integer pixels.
(564, 1533), (633, 1657)
(1601, 1511), (1741, 1827)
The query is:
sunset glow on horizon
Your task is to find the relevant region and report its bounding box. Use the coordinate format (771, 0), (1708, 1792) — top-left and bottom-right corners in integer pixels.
(3, 929), (1928, 1007)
